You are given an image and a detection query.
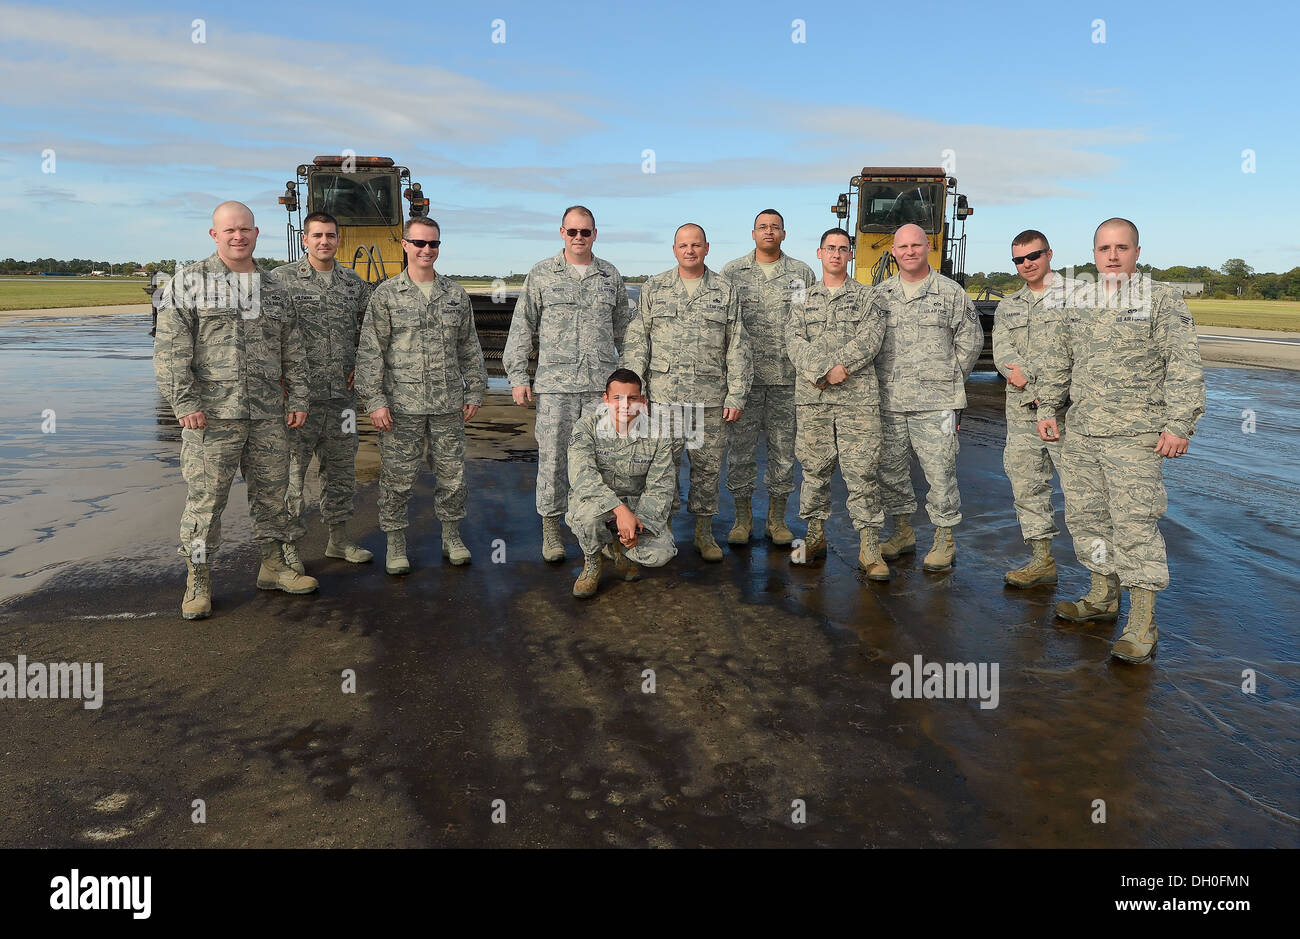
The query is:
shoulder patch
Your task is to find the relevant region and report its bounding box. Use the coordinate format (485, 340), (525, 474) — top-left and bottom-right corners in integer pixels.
(1179, 314), (1194, 326)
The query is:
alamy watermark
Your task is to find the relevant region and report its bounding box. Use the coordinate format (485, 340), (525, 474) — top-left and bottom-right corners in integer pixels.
(1043, 271), (1157, 315)
(153, 265), (263, 319)
(0, 656), (104, 709)
(595, 401), (704, 450)
(890, 655), (999, 710)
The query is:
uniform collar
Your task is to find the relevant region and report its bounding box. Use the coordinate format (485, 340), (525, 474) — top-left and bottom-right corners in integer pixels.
(551, 250), (602, 277)
(737, 249), (790, 271)
(816, 275), (859, 296)
(1011, 270), (1064, 302)
(671, 266), (717, 296)
(883, 269), (935, 299)
(396, 268), (443, 298)
(295, 259), (337, 279)
(206, 251), (261, 278)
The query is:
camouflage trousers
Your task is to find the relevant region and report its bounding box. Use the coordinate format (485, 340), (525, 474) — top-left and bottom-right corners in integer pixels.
(568, 499), (678, 567)
(795, 403), (884, 530)
(878, 409), (962, 527)
(177, 417), (298, 557)
(1060, 431), (1169, 591)
(377, 411), (467, 532)
(287, 400), (359, 529)
(535, 391), (604, 518)
(725, 382), (796, 499)
(1004, 415), (1066, 541)
(663, 404), (726, 516)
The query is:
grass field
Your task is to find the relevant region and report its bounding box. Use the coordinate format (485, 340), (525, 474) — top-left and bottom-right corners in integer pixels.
(4, 276), (1297, 331)
(969, 288), (1298, 332)
(0, 277), (151, 310)
(1185, 299), (1300, 332)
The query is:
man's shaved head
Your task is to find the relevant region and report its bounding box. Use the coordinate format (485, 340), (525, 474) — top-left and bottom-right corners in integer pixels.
(1093, 217), (1139, 247)
(212, 200), (255, 226)
(893, 223), (926, 245)
(675, 222), (707, 243)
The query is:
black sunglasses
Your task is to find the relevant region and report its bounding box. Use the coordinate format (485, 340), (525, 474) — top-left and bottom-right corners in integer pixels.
(563, 228), (593, 237)
(406, 238), (441, 249)
(1012, 248), (1048, 265)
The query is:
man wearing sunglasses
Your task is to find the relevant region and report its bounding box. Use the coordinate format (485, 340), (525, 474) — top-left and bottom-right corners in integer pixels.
(720, 209), (815, 549)
(993, 230), (1077, 589)
(504, 205), (632, 563)
(1035, 218), (1204, 665)
(621, 223), (753, 561)
(355, 217), (487, 573)
(873, 223), (982, 573)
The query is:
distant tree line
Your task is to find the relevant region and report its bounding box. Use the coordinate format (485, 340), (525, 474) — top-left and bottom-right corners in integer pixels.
(0, 258), (284, 275)
(966, 259), (1300, 301)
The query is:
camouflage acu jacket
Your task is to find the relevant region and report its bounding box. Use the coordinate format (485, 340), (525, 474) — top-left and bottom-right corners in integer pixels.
(620, 267), (752, 411)
(355, 270), (487, 416)
(153, 252), (308, 420)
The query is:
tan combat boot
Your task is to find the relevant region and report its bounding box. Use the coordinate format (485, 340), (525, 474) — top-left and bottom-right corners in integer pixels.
(1004, 538), (1057, 588)
(182, 557), (211, 620)
(858, 529), (891, 581)
(1055, 572), (1120, 623)
(325, 523), (373, 563)
(727, 497), (753, 545)
(694, 515), (723, 562)
(573, 552), (603, 598)
(880, 514), (916, 560)
(610, 539), (641, 582)
(442, 521), (471, 566)
(385, 530), (411, 575)
(766, 494), (794, 546)
(922, 526), (956, 572)
(541, 516), (566, 563)
(257, 542), (319, 594)
(1111, 587), (1158, 664)
(793, 517), (827, 564)
(281, 540), (305, 574)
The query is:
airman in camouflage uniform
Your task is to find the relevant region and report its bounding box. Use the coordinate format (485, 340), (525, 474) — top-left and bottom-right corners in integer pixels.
(620, 223), (753, 561)
(721, 209), (815, 547)
(566, 368), (679, 597)
(505, 206), (632, 563)
(992, 230), (1077, 588)
(1036, 218), (1205, 664)
(873, 224), (983, 572)
(355, 217), (487, 574)
(273, 211), (375, 573)
(153, 200), (318, 620)
(786, 229), (890, 578)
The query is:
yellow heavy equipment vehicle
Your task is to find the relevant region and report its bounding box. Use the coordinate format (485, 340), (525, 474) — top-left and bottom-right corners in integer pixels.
(277, 155), (430, 282)
(831, 166), (994, 366)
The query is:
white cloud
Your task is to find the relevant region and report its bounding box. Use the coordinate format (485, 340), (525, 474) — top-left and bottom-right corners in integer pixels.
(0, 2), (601, 165)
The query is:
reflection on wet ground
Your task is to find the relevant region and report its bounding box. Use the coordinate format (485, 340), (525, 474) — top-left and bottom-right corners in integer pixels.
(0, 313), (1296, 847)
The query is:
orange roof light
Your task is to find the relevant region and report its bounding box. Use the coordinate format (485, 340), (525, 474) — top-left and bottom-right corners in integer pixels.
(312, 155), (396, 168)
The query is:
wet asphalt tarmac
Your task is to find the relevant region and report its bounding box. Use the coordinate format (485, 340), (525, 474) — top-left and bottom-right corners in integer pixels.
(0, 312), (1297, 848)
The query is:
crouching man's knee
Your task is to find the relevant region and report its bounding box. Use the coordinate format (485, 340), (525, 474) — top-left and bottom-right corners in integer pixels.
(628, 537), (676, 568)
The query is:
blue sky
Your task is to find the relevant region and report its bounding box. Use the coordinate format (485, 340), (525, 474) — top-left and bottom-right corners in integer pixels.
(2, 0), (1296, 276)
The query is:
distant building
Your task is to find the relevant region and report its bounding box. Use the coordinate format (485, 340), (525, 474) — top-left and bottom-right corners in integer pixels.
(89, 270), (106, 277)
(1166, 282), (1205, 297)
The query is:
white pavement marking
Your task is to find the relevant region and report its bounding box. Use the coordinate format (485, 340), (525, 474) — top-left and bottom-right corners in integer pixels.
(1198, 334), (1300, 346)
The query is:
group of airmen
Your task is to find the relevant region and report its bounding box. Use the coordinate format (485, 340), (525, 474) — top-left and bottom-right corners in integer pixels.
(153, 200), (1204, 667)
